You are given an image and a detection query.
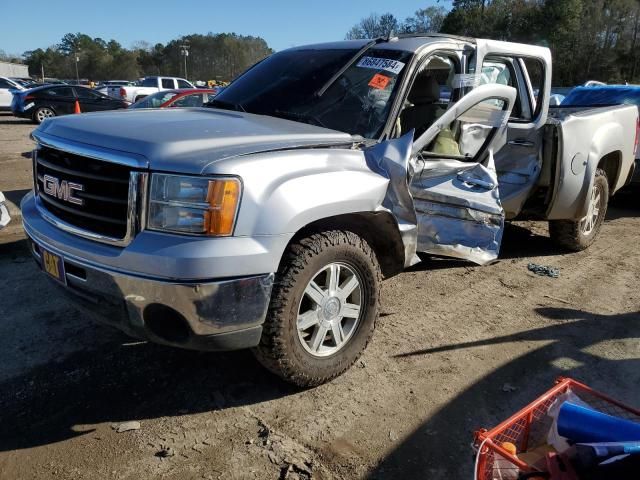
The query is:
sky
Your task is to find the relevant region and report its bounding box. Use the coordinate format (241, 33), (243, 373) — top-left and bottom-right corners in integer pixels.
(1, 0), (450, 56)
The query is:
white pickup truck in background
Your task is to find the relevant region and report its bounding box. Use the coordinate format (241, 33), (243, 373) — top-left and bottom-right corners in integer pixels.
(109, 76), (194, 103)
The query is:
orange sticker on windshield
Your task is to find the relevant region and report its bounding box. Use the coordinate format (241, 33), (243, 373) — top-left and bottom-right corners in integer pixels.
(368, 73), (391, 90)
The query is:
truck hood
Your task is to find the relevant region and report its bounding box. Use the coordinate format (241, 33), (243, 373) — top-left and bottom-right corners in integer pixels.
(35, 108), (355, 173)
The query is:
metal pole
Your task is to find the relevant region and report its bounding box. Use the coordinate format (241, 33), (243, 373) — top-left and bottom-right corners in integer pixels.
(41, 63), (45, 82)
(180, 43), (190, 80)
(75, 53), (79, 84)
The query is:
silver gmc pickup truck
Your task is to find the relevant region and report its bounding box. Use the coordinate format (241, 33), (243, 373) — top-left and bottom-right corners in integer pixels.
(22, 35), (639, 386)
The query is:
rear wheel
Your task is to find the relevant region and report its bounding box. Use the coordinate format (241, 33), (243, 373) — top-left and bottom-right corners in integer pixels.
(34, 107), (55, 124)
(549, 168), (609, 251)
(253, 230), (381, 387)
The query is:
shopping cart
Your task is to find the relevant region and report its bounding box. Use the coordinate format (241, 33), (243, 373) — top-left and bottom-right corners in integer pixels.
(473, 377), (640, 480)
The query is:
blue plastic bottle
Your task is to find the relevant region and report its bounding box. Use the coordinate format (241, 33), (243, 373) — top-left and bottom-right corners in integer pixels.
(557, 402), (640, 443)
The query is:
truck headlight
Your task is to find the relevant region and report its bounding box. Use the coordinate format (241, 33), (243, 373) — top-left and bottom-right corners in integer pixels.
(148, 174), (241, 236)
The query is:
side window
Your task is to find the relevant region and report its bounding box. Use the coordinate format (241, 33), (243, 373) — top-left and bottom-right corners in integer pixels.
(142, 78), (157, 87)
(161, 78), (174, 89)
(522, 58), (544, 117)
(400, 54), (459, 138)
(172, 94), (204, 107)
(46, 87), (74, 97)
(421, 97), (508, 160)
(177, 79), (191, 89)
(75, 88), (99, 99)
(0, 79), (13, 89)
(480, 58), (527, 120)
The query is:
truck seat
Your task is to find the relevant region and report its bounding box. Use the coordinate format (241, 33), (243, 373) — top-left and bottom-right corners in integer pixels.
(401, 75), (444, 138)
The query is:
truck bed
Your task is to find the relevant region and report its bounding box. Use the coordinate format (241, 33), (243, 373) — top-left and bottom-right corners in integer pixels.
(543, 103), (638, 220)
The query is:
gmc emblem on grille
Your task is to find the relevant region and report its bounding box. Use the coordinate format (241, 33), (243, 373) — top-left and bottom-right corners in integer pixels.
(41, 174), (84, 206)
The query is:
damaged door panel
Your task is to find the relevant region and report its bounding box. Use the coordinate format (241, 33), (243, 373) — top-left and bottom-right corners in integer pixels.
(367, 84), (517, 266)
(410, 154), (504, 264)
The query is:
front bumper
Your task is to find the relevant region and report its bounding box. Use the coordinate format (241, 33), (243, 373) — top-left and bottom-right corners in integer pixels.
(27, 235), (274, 350)
(22, 192), (277, 351)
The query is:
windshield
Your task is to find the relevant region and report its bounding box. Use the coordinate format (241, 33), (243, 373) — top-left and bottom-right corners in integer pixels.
(209, 47), (413, 138)
(561, 87), (640, 107)
(130, 91), (178, 109)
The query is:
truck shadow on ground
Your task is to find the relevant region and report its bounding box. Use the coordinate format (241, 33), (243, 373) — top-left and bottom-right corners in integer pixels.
(3, 188), (30, 207)
(0, 324), (296, 452)
(367, 308), (640, 479)
(0, 119), (32, 125)
(607, 186), (640, 219)
(408, 198), (637, 272)
(410, 222), (566, 273)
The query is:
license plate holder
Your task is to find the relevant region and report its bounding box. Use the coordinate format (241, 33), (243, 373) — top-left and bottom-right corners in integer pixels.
(41, 247), (67, 285)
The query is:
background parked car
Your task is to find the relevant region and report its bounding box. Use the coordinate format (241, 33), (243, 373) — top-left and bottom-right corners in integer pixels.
(560, 84), (640, 184)
(94, 80), (134, 97)
(0, 77), (24, 111)
(9, 77), (40, 89)
(42, 78), (67, 85)
(11, 84), (128, 123)
(129, 89), (218, 109)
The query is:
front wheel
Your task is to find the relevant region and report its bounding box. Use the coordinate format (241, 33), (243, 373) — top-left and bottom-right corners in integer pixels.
(253, 230), (381, 387)
(549, 168), (609, 251)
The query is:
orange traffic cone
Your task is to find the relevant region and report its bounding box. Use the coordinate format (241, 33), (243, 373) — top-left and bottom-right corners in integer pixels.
(74, 100), (81, 114)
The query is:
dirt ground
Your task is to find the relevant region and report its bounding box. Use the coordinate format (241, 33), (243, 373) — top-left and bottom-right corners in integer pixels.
(0, 113), (639, 480)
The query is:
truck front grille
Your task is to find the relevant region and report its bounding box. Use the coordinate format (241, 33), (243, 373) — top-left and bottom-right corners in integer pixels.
(35, 146), (133, 240)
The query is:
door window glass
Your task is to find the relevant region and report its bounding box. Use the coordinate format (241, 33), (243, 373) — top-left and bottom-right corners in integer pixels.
(0, 79), (13, 89)
(177, 79), (191, 88)
(481, 58), (524, 120)
(142, 78), (157, 87)
(131, 91), (177, 108)
(161, 78), (174, 89)
(171, 94), (204, 107)
(46, 87), (74, 97)
(522, 58), (544, 117)
(75, 88), (100, 99)
(421, 97), (507, 160)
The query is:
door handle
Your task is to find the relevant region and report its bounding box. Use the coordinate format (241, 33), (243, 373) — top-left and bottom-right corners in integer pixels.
(508, 139), (534, 147)
(457, 172), (495, 190)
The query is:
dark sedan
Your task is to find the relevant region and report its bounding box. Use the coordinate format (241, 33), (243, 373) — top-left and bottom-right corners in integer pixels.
(11, 84), (128, 124)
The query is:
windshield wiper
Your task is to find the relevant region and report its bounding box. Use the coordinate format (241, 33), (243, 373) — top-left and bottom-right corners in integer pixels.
(207, 98), (247, 112)
(273, 110), (328, 128)
(315, 37), (386, 97)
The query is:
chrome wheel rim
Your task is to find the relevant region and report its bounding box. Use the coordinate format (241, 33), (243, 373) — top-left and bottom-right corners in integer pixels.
(297, 262), (363, 357)
(580, 183), (602, 236)
(37, 108), (54, 122)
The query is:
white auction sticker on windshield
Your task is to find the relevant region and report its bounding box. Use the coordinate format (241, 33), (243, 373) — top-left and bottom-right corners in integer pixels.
(357, 57), (405, 75)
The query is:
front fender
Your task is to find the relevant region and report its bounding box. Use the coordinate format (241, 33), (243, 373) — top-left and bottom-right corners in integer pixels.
(215, 149), (390, 237)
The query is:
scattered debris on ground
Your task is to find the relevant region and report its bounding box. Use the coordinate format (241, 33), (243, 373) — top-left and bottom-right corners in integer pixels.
(111, 421), (141, 433)
(527, 262), (560, 278)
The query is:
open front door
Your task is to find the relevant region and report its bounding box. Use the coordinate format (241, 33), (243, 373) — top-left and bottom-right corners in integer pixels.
(410, 83), (517, 264)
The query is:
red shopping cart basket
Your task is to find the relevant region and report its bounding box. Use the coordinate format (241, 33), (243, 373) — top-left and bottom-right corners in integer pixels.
(473, 377), (640, 480)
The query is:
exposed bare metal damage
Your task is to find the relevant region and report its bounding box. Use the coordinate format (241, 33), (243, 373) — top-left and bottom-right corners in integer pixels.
(411, 155), (504, 264)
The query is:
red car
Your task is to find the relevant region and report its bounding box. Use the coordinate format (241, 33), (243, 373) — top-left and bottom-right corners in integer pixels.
(128, 89), (218, 109)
